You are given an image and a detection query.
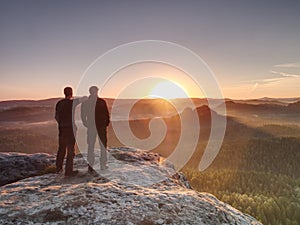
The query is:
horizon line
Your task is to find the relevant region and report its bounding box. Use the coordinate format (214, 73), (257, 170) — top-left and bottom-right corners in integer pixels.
(1, 96), (300, 102)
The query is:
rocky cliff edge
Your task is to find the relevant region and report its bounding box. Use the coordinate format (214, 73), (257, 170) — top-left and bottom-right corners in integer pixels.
(0, 147), (262, 225)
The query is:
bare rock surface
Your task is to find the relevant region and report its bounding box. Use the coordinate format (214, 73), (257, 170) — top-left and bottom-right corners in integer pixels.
(0, 152), (55, 186)
(0, 147), (262, 225)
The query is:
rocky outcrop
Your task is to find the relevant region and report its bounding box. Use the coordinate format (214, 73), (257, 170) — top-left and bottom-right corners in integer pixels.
(0, 152), (55, 186)
(0, 148), (262, 224)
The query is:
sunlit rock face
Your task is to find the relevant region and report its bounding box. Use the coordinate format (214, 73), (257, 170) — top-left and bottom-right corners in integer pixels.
(0, 152), (55, 186)
(0, 148), (261, 225)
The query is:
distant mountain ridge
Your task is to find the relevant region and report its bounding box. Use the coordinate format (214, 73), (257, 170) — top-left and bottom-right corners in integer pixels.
(1, 97), (299, 124)
(224, 100), (300, 114)
(0, 98), (60, 109)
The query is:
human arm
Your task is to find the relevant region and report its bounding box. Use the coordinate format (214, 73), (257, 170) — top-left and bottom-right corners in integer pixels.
(81, 102), (88, 127)
(103, 100), (110, 127)
(79, 96), (88, 103)
(55, 102), (60, 123)
(72, 96), (87, 107)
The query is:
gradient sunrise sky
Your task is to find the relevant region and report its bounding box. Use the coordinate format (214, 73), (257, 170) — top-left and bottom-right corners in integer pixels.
(1, 0), (300, 100)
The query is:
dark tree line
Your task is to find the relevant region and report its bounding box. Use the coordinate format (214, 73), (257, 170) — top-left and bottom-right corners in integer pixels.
(182, 136), (300, 225)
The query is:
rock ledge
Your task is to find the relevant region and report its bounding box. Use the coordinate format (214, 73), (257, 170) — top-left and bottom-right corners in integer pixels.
(0, 148), (261, 225)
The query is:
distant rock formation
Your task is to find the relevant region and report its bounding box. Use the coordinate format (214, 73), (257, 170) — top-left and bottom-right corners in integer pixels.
(0, 152), (55, 186)
(0, 148), (262, 224)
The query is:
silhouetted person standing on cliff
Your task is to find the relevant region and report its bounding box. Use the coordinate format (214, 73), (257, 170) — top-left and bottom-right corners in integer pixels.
(55, 87), (86, 177)
(81, 86), (110, 172)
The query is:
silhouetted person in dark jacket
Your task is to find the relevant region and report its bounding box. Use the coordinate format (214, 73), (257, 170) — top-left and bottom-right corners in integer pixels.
(81, 86), (110, 172)
(55, 87), (86, 177)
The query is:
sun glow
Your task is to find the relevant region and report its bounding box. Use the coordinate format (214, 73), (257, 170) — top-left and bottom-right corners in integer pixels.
(148, 81), (189, 99)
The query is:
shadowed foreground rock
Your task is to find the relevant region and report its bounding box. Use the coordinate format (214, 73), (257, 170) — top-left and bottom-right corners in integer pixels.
(0, 152), (55, 186)
(0, 148), (262, 225)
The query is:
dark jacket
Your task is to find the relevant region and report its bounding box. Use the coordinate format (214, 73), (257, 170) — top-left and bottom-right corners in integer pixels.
(55, 98), (80, 129)
(81, 96), (110, 128)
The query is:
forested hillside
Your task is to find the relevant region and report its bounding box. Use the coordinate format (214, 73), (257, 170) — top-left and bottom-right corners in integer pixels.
(183, 136), (300, 225)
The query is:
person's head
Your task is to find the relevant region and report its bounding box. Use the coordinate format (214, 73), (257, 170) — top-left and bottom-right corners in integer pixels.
(89, 86), (99, 96)
(64, 87), (73, 98)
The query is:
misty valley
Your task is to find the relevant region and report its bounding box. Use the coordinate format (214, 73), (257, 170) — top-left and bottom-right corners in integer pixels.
(0, 97), (300, 225)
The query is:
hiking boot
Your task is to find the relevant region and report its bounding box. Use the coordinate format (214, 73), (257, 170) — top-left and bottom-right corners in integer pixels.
(88, 166), (96, 174)
(65, 170), (79, 177)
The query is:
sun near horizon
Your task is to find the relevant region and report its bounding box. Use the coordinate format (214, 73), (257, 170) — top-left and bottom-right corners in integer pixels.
(147, 80), (190, 100)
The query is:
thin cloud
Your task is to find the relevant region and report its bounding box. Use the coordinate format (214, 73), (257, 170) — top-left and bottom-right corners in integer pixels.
(270, 70), (300, 78)
(236, 69), (300, 89)
(274, 63), (300, 68)
(238, 77), (285, 85)
(249, 82), (259, 92)
(238, 71), (299, 86)
(255, 77), (284, 85)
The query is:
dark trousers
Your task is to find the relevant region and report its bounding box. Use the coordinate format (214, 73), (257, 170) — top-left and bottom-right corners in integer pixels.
(56, 128), (76, 175)
(87, 126), (107, 168)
